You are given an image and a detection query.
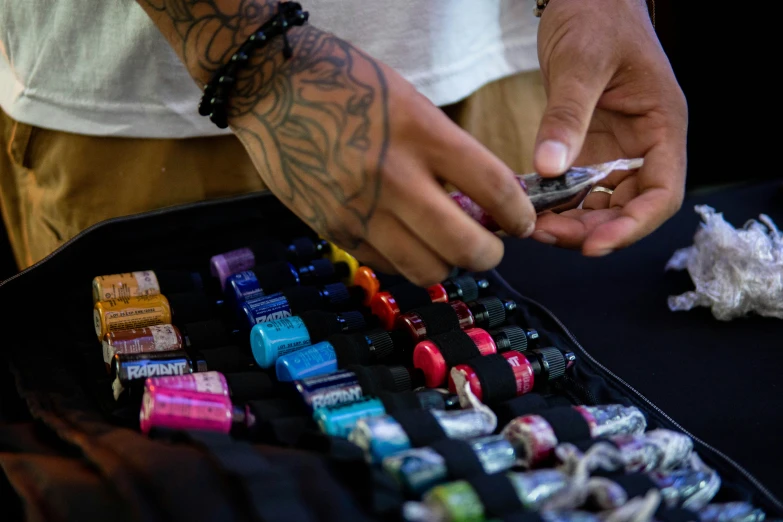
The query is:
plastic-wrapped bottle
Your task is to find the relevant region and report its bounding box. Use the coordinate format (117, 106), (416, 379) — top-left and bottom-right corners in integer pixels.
(698, 502), (766, 522)
(502, 404), (647, 467)
(382, 435), (518, 497)
(350, 407), (497, 463)
(588, 468), (721, 511)
(556, 429), (694, 475)
(421, 469), (572, 521)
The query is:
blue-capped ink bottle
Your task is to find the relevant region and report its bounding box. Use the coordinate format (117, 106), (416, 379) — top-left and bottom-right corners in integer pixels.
(275, 329), (411, 381)
(313, 397), (386, 438)
(249, 310), (367, 368)
(239, 282), (357, 329)
(275, 340), (339, 381)
(225, 258), (350, 306)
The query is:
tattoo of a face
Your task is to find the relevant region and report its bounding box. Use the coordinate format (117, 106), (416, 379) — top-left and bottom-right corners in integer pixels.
(141, 0), (388, 249)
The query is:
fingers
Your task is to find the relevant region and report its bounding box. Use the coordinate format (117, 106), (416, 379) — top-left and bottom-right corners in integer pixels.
(342, 241), (399, 275)
(583, 144), (685, 256)
(533, 208), (621, 249)
(363, 212), (453, 287)
(381, 154), (507, 274)
(581, 175), (639, 210)
(534, 54), (613, 176)
(428, 123), (537, 239)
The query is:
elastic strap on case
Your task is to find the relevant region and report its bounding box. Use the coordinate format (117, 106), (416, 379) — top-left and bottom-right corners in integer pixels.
(429, 439), (485, 479)
(492, 393), (548, 427)
(391, 410), (446, 447)
(466, 353), (518, 403)
(466, 474), (524, 518)
(391, 284), (432, 313)
(537, 407), (591, 443)
(413, 303), (461, 336)
(432, 330), (481, 369)
(376, 390), (421, 414)
(163, 430), (316, 522)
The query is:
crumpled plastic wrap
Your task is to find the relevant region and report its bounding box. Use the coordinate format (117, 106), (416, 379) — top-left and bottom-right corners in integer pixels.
(666, 205), (783, 321)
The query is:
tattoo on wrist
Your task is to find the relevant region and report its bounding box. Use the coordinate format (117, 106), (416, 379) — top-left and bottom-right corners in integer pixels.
(140, 0), (388, 249)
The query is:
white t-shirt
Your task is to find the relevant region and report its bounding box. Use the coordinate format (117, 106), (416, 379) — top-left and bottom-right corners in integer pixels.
(0, 1), (540, 138)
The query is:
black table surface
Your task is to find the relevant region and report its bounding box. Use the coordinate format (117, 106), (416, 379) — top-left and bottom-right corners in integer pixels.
(498, 180), (783, 499)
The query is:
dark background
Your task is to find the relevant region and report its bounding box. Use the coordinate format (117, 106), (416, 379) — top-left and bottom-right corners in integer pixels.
(0, 2), (770, 279)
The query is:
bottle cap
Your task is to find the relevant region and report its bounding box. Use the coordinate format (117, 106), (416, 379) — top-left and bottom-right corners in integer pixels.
(340, 311), (367, 332)
(167, 292), (212, 324)
(446, 275), (480, 302)
(471, 297), (508, 329)
(353, 267), (381, 305)
(388, 365), (412, 392)
(155, 270), (204, 294)
(491, 326), (529, 353)
(534, 346), (568, 381)
(322, 283), (350, 307)
(224, 372), (275, 402)
(364, 330), (395, 361)
(371, 283), (431, 330)
(412, 340), (447, 388)
(200, 345), (255, 373)
(309, 258), (336, 279)
(288, 237), (318, 262)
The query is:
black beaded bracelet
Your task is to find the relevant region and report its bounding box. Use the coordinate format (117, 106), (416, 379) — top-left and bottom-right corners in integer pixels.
(198, 2), (309, 129)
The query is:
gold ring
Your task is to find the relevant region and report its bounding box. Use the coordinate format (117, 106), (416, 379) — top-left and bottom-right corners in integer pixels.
(590, 186), (614, 196)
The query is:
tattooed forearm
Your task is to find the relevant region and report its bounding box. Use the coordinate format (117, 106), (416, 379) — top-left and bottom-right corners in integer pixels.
(138, 0), (389, 248)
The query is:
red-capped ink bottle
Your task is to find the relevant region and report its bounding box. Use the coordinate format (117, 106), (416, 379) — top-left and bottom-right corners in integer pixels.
(502, 404), (648, 467)
(352, 267), (407, 306)
(396, 297), (516, 342)
(449, 348), (574, 403)
(145, 370), (276, 403)
(371, 275), (490, 330)
(413, 326), (538, 388)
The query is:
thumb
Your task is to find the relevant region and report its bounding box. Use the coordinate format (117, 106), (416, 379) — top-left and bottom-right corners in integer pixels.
(534, 70), (607, 176)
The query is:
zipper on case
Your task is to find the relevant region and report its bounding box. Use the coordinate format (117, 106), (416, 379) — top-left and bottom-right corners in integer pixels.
(489, 269), (783, 513)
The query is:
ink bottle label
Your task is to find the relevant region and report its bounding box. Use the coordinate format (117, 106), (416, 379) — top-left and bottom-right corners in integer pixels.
(260, 317), (310, 355)
(275, 341), (338, 382)
(92, 271), (161, 302)
(247, 294), (293, 323)
(146, 371), (229, 396)
(140, 387), (233, 434)
(296, 370), (364, 410)
(94, 294), (172, 339)
(102, 325), (182, 364)
(228, 271), (264, 303)
(251, 316), (313, 368)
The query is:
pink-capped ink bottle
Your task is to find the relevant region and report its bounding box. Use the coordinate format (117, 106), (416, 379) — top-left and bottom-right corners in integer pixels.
(139, 387), (241, 434)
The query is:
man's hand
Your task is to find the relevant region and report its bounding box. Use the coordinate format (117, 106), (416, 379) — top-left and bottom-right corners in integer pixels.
(532, 0), (688, 256)
(138, 0), (536, 286)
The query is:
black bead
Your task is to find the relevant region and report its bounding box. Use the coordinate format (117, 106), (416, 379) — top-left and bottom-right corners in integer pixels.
(198, 98), (212, 117)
